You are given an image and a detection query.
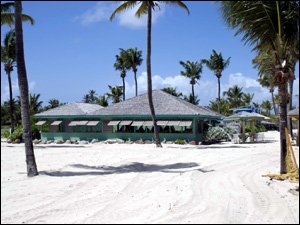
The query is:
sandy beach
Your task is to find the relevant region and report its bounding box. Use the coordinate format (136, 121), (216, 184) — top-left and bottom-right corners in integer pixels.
(1, 131), (299, 224)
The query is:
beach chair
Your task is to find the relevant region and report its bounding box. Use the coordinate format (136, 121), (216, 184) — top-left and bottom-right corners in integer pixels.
(254, 133), (265, 142)
(232, 134), (240, 144)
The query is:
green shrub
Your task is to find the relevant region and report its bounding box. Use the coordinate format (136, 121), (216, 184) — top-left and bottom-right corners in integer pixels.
(256, 124), (267, 133)
(10, 126), (23, 141)
(203, 127), (231, 144)
(3, 129), (10, 139)
(175, 139), (186, 145)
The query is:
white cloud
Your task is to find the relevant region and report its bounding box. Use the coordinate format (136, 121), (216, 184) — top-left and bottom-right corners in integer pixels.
(75, 2), (165, 28)
(1, 78), (36, 103)
(123, 72), (277, 106)
(74, 2), (114, 26)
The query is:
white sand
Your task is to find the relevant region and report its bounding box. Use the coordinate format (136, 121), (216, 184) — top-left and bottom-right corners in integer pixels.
(1, 131), (299, 224)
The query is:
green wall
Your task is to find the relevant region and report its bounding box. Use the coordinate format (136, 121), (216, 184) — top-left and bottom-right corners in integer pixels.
(41, 132), (201, 142)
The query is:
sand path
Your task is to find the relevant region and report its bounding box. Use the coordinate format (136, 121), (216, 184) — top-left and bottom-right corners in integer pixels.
(1, 131), (299, 224)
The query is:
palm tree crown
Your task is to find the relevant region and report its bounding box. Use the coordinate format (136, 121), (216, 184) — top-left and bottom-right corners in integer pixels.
(1, 2), (34, 27)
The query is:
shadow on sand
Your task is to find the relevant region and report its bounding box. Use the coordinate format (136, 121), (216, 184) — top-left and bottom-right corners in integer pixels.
(39, 162), (214, 177)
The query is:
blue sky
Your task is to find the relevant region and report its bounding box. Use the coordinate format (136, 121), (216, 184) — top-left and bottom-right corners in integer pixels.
(1, 1), (299, 107)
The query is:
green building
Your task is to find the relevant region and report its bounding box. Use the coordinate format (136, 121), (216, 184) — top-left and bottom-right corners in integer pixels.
(34, 90), (222, 143)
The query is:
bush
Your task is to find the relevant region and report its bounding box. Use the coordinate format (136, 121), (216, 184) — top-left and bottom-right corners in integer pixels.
(8, 126), (23, 141)
(3, 129), (10, 139)
(223, 126), (237, 138)
(203, 126), (231, 144)
(175, 139), (186, 145)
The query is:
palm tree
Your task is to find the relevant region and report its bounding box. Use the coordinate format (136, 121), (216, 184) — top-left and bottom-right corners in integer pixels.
(184, 93), (200, 105)
(252, 102), (261, 113)
(257, 76), (278, 115)
(97, 94), (108, 107)
(1, 2), (34, 26)
(179, 60), (202, 104)
(110, 1), (189, 148)
(202, 50), (230, 113)
(241, 93), (254, 107)
(82, 90), (98, 104)
(107, 85), (123, 104)
(1, 29), (16, 132)
(161, 87), (183, 97)
(47, 99), (60, 109)
(114, 49), (130, 101)
(209, 98), (230, 116)
(223, 85), (244, 109)
(127, 47), (143, 96)
(261, 100), (272, 116)
(220, 1), (299, 174)
(14, 1), (38, 177)
(29, 93), (43, 115)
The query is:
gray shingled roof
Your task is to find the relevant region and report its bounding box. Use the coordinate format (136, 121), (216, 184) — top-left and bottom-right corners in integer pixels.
(91, 90), (221, 117)
(288, 108), (299, 116)
(35, 103), (103, 116)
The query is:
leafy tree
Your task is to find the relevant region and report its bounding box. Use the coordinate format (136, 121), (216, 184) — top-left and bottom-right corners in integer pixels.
(110, 1), (190, 148)
(179, 60), (202, 105)
(202, 50), (230, 113)
(29, 93), (43, 115)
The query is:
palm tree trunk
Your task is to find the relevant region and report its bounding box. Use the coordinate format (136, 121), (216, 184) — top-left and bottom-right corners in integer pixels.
(147, 4), (161, 148)
(134, 69), (138, 96)
(287, 78), (294, 139)
(122, 76), (125, 101)
(191, 83), (195, 104)
(217, 77), (221, 113)
(7, 70), (14, 132)
(15, 0), (38, 177)
(278, 83), (287, 174)
(271, 89), (277, 115)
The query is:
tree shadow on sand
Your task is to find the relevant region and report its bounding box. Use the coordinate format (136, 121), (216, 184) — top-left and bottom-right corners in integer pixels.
(39, 162), (214, 177)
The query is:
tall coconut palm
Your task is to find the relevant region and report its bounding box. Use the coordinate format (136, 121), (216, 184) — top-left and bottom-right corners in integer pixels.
(114, 49), (130, 101)
(220, 1), (299, 174)
(202, 50), (230, 113)
(110, 1), (189, 148)
(127, 47), (143, 96)
(179, 60), (202, 105)
(223, 85), (244, 109)
(107, 85), (123, 104)
(241, 93), (254, 107)
(14, 1), (38, 177)
(161, 87), (183, 97)
(1, 29), (16, 132)
(1, 2), (34, 26)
